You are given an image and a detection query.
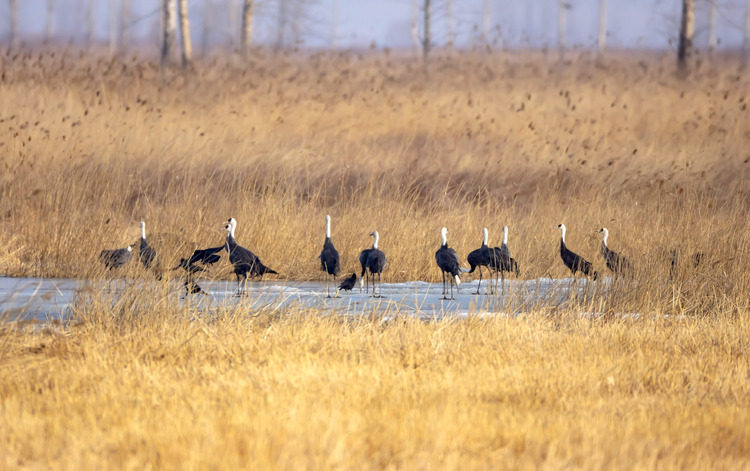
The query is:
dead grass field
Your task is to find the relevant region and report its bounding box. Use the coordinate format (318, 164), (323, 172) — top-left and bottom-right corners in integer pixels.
(1, 48), (749, 469)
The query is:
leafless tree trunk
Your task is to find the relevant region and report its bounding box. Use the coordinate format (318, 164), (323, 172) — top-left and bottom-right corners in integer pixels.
(744, 0), (750, 63)
(423, 0), (431, 61)
(292, 1), (303, 45)
(178, 0), (193, 66)
(121, 0), (131, 49)
(446, 0), (454, 47)
(597, 0), (607, 58)
(161, 0), (177, 65)
(9, 0), (18, 49)
(707, 0), (717, 55)
(276, 0), (288, 48)
(87, 0), (95, 47)
(331, 0), (339, 48)
(677, 0), (695, 71)
(229, 0), (238, 47)
(482, 0), (491, 44)
(45, 0), (55, 44)
(241, 0), (254, 55)
(410, 0), (420, 52)
(558, 0), (568, 63)
(202, 0), (212, 53)
(109, 0), (119, 56)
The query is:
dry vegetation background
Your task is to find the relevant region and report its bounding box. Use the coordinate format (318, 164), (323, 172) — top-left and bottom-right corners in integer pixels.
(1, 48), (749, 469)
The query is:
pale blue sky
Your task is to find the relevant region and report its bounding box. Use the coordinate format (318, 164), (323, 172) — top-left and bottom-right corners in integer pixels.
(2, 0), (748, 51)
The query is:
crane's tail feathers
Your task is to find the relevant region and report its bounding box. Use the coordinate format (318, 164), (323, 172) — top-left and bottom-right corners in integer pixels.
(454, 275), (461, 286)
(359, 277), (365, 288)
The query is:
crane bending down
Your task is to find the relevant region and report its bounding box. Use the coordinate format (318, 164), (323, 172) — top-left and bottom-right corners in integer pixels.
(435, 227), (462, 300)
(319, 215), (341, 298)
(359, 231), (386, 297)
(224, 218), (278, 296)
(100, 246), (132, 270)
(171, 245), (225, 297)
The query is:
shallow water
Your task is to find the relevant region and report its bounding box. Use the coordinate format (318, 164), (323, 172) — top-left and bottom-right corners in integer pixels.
(0, 275), (601, 322)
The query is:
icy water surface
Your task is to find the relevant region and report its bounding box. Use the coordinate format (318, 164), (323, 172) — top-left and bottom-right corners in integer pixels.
(0, 276), (602, 322)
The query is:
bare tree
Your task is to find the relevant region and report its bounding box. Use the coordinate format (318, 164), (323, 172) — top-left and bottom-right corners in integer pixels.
(677, 0), (695, 71)
(559, 0), (568, 63)
(45, 0), (55, 43)
(9, 0), (18, 49)
(161, 0), (177, 65)
(707, 0), (717, 55)
(87, 0), (95, 47)
(482, 0), (491, 44)
(202, 0), (212, 53)
(121, 0), (132, 48)
(109, 0), (119, 56)
(276, 0), (288, 48)
(745, 0), (750, 62)
(410, 0), (420, 52)
(178, 0), (193, 66)
(598, 0), (607, 58)
(446, 0), (454, 47)
(241, 0), (254, 54)
(423, 0), (431, 61)
(331, 0), (338, 48)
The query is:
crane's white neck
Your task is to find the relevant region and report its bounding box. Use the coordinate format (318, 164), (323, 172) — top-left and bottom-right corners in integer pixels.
(440, 228), (448, 246)
(127, 246), (132, 252)
(325, 215), (331, 239)
(372, 231), (379, 249)
(482, 228), (488, 246)
(140, 222), (146, 240)
(601, 228), (609, 246)
(502, 226), (509, 245)
(559, 224), (566, 243)
(227, 219), (236, 239)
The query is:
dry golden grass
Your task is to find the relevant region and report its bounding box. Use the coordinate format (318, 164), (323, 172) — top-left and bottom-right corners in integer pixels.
(1, 48), (750, 468)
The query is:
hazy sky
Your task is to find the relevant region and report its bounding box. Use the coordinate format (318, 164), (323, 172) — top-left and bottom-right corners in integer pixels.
(2, 0), (748, 51)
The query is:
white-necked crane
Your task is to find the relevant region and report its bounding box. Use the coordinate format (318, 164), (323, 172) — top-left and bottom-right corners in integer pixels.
(224, 218), (278, 296)
(319, 215), (341, 298)
(100, 246), (132, 270)
(467, 228), (493, 294)
(596, 227), (631, 276)
(489, 225), (520, 295)
(359, 231), (386, 297)
(557, 224), (598, 281)
(435, 227), (462, 300)
(171, 245), (225, 297)
(139, 221), (162, 280)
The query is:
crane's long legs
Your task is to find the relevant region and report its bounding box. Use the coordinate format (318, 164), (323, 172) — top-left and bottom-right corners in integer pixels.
(474, 267), (483, 295)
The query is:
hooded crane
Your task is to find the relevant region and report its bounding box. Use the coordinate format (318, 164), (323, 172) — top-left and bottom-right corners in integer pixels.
(557, 224), (598, 280)
(139, 221), (162, 280)
(436, 227), (462, 300)
(359, 231), (386, 297)
(488, 226), (521, 295)
(596, 227), (631, 276)
(224, 218), (278, 296)
(467, 228), (493, 295)
(338, 273), (357, 293)
(171, 245), (225, 297)
(319, 215), (341, 298)
(100, 246), (132, 270)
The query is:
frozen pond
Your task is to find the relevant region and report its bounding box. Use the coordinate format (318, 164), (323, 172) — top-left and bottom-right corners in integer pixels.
(0, 275), (606, 322)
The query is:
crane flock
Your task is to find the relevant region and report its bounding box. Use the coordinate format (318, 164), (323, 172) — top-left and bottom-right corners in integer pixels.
(100, 217), (650, 298)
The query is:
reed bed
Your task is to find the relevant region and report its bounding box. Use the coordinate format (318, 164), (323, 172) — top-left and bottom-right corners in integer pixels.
(0, 48), (749, 468)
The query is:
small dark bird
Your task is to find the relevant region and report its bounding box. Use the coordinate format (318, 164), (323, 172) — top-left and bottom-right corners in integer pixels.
(435, 227), (462, 300)
(319, 215), (341, 298)
(139, 221), (162, 280)
(171, 245), (225, 297)
(467, 228), (493, 294)
(99, 246), (132, 270)
(337, 273), (357, 293)
(596, 227), (631, 275)
(224, 218), (278, 296)
(360, 231), (386, 297)
(557, 224), (598, 280)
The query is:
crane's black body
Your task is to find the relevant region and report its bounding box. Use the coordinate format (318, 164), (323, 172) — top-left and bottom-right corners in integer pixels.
(558, 225), (598, 280)
(319, 216), (341, 298)
(338, 273), (357, 292)
(358, 248), (372, 292)
(172, 245), (225, 297)
(488, 247), (520, 294)
(360, 231), (386, 297)
(225, 219), (278, 296)
(436, 228), (462, 300)
(99, 247), (132, 270)
(139, 222), (162, 281)
(597, 228), (631, 276)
